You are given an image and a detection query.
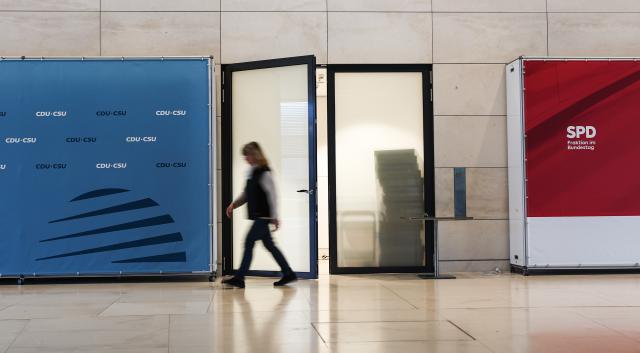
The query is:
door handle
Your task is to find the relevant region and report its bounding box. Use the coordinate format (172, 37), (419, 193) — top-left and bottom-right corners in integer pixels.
(297, 189), (309, 194)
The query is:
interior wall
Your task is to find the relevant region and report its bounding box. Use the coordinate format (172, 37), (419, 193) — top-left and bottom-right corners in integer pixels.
(3, 0), (640, 271)
(316, 69), (329, 274)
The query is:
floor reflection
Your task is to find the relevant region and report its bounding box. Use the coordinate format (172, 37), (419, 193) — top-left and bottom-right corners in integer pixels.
(1, 274), (640, 353)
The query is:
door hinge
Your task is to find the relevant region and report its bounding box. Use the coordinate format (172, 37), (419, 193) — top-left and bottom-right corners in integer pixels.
(430, 88), (433, 102)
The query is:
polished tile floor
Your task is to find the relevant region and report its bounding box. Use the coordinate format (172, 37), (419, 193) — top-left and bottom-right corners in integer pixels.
(1, 273), (640, 352)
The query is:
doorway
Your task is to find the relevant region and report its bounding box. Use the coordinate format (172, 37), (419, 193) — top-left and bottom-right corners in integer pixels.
(221, 56), (318, 279)
(221, 61), (434, 277)
(326, 65), (434, 274)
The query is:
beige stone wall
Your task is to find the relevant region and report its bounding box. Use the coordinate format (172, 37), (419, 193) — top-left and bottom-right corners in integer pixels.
(3, 0), (640, 272)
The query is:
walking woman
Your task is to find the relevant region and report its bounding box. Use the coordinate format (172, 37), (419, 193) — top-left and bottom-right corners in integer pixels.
(223, 142), (297, 288)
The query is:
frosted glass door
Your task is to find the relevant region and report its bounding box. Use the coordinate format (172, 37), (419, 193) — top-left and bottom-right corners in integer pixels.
(331, 70), (430, 272)
(224, 56), (317, 278)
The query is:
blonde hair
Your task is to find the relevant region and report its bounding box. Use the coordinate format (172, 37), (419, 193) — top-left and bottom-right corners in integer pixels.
(242, 141), (269, 167)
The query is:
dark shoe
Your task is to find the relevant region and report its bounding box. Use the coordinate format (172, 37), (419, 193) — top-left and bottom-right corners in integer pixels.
(222, 276), (245, 288)
(274, 272), (297, 286)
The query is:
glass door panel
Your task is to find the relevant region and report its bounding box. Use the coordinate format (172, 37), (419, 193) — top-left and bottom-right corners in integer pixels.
(223, 56), (317, 278)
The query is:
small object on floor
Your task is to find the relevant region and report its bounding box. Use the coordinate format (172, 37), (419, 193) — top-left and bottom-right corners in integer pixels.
(274, 272), (297, 286)
(221, 276), (245, 288)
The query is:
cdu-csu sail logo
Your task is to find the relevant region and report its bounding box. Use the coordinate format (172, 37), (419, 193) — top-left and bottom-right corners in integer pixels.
(36, 188), (187, 265)
(566, 125), (597, 151)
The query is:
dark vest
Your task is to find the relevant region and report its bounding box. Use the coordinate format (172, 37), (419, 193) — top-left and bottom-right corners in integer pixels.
(245, 166), (271, 220)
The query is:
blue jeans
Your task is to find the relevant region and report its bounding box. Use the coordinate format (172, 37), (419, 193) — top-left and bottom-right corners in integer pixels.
(235, 219), (292, 279)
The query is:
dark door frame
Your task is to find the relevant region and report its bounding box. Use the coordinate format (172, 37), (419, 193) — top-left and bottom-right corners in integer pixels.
(221, 55), (318, 279)
(327, 64), (435, 275)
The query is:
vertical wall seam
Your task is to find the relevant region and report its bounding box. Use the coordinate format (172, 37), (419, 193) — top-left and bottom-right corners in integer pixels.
(326, 0), (329, 64)
(546, 0), (550, 55)
(431, 8), (435, 64)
